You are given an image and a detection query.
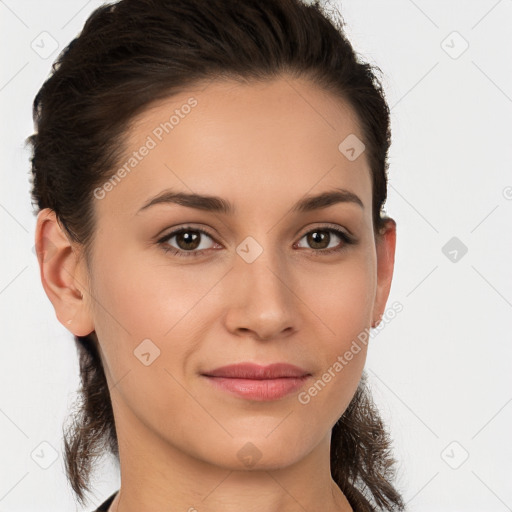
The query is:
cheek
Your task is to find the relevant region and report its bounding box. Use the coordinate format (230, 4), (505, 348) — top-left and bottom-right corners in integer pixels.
(297, 254), (376, 342)
(293, 256), (375, 416)
(88, 244), (227, 372)
(91, 240), (193, 331)
(88, 247), (207, 424)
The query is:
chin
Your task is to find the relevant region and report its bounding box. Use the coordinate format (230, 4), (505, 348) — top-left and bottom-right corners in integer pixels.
(226, 436), (312, 471)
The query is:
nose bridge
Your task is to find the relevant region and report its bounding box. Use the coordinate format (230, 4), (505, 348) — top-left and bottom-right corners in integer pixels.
(236, 227), (289, 282)
(235, 233), (287, 294)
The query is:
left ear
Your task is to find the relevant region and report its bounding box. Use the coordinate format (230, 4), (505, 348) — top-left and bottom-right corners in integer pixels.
(371, 217), (397, 327)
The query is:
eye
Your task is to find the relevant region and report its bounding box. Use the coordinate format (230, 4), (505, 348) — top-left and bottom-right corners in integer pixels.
(158, 226), (219, 258)
(295, 226), (355, 255)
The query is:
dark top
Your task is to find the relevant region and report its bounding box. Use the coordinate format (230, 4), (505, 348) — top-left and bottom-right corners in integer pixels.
(92, 491), (118, 511)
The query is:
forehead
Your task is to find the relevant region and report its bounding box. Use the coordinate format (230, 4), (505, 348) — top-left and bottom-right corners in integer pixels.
(94, 77), (372, 218)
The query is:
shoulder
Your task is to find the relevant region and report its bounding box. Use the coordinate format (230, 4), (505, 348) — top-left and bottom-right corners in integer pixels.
(90, 490), (118, 512)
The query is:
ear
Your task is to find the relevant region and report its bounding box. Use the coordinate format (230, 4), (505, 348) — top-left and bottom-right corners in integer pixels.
(34, 208), (95, 337)
(371, 217), (397, 328)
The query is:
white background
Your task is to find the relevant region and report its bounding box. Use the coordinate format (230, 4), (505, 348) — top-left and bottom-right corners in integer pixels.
(1, 0), (511, 511)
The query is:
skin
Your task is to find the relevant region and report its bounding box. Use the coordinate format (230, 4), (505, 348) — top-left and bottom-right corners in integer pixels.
(35, 76), (396, 512)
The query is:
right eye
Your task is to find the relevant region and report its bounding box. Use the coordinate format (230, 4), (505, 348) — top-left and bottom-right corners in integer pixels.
(157, 226), (220, 258)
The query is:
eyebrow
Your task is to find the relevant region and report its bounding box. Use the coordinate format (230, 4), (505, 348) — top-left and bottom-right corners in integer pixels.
(136, 187), (364, 215)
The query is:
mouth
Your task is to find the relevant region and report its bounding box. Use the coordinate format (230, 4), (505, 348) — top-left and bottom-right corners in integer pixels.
(201, 362), (312, 401)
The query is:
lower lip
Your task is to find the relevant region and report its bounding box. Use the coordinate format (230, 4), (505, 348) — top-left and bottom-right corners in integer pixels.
(202, 375), (311, 401)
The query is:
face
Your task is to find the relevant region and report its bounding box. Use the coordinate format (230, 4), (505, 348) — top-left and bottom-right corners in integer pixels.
(39, 76), (396, 473)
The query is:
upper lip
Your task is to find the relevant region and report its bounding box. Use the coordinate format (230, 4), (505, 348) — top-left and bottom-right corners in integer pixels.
(202, 363), (311, 379)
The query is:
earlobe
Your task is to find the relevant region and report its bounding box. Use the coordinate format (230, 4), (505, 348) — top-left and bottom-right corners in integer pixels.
(372, 217), (397, 327)
(35, 208), (95, 337)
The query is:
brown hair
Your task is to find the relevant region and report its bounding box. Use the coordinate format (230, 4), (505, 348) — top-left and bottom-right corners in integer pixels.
(27, 0), (404, 510)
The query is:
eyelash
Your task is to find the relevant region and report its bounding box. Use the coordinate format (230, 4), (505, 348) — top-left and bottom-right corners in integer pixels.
(157, 225), (356, 258)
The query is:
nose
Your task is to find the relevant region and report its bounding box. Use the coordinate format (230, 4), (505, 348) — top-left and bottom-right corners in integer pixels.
(222, 240), (300, 341)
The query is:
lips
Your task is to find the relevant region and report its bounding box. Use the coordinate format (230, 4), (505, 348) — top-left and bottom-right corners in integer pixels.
(202, 362), (311, 379)
(201, 363), (312, 400)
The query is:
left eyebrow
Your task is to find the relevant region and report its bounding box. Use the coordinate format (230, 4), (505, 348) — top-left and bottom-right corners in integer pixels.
(135, 187), (364, 216)
(292, 188), (364, 213)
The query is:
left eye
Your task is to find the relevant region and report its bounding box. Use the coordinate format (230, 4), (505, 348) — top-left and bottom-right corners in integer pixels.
(295, 227), (352, 252)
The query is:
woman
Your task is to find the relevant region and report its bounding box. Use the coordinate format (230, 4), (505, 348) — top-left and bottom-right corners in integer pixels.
(28, 0), (404, 510)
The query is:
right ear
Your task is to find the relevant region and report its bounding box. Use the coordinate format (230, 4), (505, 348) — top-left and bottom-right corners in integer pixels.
(34, 208), (95, 337)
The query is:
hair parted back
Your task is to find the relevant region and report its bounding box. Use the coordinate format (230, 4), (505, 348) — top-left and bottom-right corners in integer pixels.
(27, 0), (404, 510)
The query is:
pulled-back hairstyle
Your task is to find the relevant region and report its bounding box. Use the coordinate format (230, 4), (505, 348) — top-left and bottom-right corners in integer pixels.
(27, 0), (404, 510)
